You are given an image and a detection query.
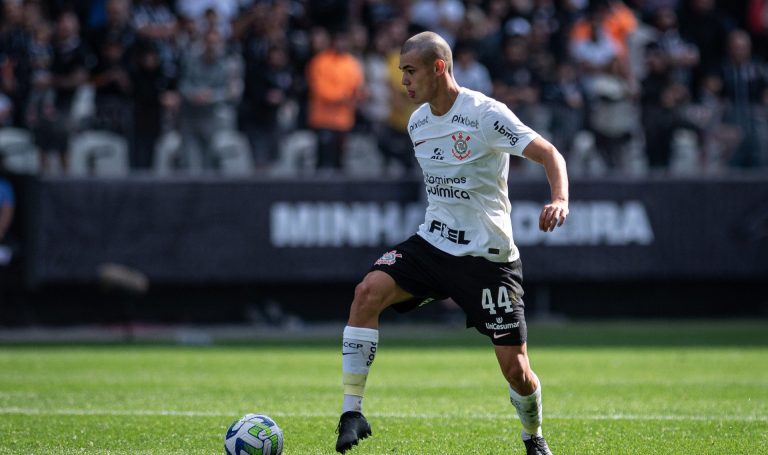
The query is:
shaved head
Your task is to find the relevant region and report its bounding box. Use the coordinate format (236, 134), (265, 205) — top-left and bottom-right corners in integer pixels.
(401, 31), (453, 75)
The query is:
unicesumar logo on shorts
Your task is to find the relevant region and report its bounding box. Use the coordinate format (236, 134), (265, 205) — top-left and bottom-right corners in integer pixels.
(374, 250), (402, 266)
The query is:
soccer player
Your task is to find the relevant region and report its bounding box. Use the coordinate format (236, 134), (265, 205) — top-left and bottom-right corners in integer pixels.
(335, 31), (568, 455)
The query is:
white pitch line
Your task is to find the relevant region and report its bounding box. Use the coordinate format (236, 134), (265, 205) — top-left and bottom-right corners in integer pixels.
(0, 407), (230, 417)
(0, 407), (766, 422)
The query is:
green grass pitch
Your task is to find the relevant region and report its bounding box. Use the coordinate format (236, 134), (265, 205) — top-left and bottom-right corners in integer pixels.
(1, 321), (767, 454)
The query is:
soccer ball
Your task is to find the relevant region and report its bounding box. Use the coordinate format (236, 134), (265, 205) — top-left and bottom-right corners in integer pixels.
(225, 413), (284, 455)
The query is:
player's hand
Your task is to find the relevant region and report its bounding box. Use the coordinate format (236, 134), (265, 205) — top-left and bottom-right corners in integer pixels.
(539, 200), (568, 232)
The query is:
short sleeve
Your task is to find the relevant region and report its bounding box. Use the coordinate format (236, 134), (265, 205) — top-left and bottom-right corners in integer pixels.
(480, 103), (539, 156)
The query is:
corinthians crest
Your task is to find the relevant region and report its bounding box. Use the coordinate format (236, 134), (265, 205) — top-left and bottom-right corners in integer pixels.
(451, 132), (472, 160)
(374, 250), (402, 266)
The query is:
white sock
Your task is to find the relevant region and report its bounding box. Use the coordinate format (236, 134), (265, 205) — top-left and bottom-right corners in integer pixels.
(341, 326), (379, 413)
(509, 374), (543, 438)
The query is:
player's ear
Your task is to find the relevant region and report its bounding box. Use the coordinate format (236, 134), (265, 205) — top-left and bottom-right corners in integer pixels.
(435, 59), (446, 75)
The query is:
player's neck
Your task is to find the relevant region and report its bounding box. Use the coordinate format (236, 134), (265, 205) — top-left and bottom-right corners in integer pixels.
(428, 81), (461, 117)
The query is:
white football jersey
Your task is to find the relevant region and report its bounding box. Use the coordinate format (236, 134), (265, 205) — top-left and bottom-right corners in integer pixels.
(408, 87), (539, 262)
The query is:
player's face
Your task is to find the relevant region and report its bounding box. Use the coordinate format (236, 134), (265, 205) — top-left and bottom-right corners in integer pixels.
(399, 50), (437, 105)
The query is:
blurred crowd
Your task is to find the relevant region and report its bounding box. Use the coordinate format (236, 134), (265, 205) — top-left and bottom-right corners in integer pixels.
(1, 0), (768, 177)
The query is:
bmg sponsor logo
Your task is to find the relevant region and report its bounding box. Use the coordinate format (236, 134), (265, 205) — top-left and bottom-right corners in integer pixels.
(493, 120), (519, 146)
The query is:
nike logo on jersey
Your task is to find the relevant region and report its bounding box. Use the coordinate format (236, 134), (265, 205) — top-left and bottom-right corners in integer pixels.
(492, 332), (511, 339)
(414, 140), (427, 147)
(342, 351), (357, 355)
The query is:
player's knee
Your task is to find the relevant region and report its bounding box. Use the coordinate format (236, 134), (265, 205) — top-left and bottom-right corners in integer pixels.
(351, 278), (388, 315)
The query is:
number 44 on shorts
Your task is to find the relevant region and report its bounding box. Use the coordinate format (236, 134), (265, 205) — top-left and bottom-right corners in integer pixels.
(481, 287), (515, 314)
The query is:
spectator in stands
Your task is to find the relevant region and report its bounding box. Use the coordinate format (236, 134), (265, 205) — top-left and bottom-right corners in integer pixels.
(176, 0), (238, 39)
(27, 17), (53, 74)
(491, 35), (542, 128)
(348, 22), (369, 62)
(178, 28), (238, 171)
(359, 0), (397, 30)
(307, 0), (352, 32)
(540, 60), (586, 155)
(24, 19), (60, 175)
(305, 28), (364, 173)
(359, 25), (390, 135)
(569, 5), (624, 94)
(0, 0), (765, 179)
(641, 44), (701, 171)
(231, 1), (271, 61)
(409, 0), (466, 47)
(26, 68), (66, 176)
(584, 0), (637, 60)
(527, 20), (558, 86)
(376, 18), (418, 174)
(198, 7), (228, 39)
(235, 1), (307, 126)
(719, 30), (768, 168)
(234, 2), (276, 164)
(239, 43), (293, 171)
(132, 0), (178, 78)
(464, 0), (508, 69)
(678, 0), (731, 97)
(47, 11), (92, 173)
(174, 15), (202, 58)
(86, 0), (136, 62)
(640, 42), (672, 157)
(130, 40), (178, 170)
(686, 73), (742, 171)
(90, 38), (133, 137)
(0, 0), (32, 127)
(346, 22), (375, 132)
(650, 7), (699, 89)
(570, 5), (638, 171)
(51, 12), (92, 111)
(452, 41), (493, 96)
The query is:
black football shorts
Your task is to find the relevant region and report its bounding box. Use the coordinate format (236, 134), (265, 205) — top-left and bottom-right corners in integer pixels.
(370, 234), (527, 346)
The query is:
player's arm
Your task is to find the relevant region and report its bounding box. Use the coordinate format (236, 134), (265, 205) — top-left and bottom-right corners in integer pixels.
(522, 137), (569, 232)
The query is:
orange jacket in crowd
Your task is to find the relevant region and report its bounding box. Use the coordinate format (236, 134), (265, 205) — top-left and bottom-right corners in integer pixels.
(306, 49), (365, 131)
(570, 1), (637, 58)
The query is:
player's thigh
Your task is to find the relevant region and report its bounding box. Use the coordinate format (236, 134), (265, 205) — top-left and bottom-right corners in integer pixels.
(353, 270), (414, 310)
